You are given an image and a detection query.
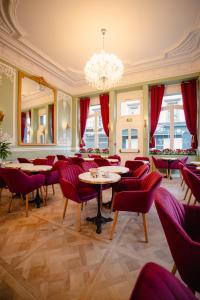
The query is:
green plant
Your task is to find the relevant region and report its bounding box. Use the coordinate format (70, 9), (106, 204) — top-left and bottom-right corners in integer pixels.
(0, 133), (11, 160)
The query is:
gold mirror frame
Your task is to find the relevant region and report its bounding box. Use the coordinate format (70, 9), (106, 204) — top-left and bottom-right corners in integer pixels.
(18, 71), (57, 145)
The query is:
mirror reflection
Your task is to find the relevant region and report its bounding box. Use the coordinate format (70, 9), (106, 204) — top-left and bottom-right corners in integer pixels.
(19, 73), (56, 145)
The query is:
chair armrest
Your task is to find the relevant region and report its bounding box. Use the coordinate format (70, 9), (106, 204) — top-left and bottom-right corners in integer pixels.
(114, 178), (142, 192)
(113, 190), (151, 213)
(59, 178), (79, 202)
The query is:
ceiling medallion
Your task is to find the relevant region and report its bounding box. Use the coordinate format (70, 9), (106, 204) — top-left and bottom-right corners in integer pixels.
(84, 28), (124, 91)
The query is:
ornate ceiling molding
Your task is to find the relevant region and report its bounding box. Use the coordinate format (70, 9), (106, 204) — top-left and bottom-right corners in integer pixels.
(0, 0), (200, 92)
(0, 60), (15, 82)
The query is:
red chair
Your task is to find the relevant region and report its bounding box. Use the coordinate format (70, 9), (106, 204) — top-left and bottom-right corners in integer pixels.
(80, 161), (98, 172)
(59, 164), (98, 231)
(17, 157), (32, 163)
(183, 167), (200, 205)
(33, 158), (48, 165)
(94, 158), (111, 166)
(57, 155), (67, 160)
(114, 164), (150, 192)
(134, 156), (150, 162)
(0, 168), (45, 217)
(70, 157), (84, 165)
(46, 155), (55, 165)
(108, 155), (121, 166)
(0, 173), (6, 200)
(152, 156), (168, 177)
(74, 153), (82, 157)
(110, 171), (162, 242)
(129, 262), (197, 300)
(155, 187), (200, 293)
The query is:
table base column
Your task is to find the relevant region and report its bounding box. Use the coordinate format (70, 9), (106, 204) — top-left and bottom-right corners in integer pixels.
(86, 216), (113, 234)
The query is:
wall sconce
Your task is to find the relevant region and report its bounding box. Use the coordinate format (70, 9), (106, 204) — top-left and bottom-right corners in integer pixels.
(0, 111), (5, 125)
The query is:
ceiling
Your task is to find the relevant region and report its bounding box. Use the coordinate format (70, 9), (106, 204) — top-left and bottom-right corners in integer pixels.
(0, 0), (200, 94)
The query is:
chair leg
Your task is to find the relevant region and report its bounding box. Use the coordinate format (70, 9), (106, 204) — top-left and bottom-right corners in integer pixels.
(142, 213), (148, 243)
(62, 198), (68, 219)
(8, 193), (13, 213)
(52, 184), (55, 195)
(45, 186), (48, 203)
(171, 263), (177, 275)
(110, 191), (115, 213)
(187, 191), (192, 205)
(81, 202), (84, 211)
(109, 211), (118, 240)
(184, 187), (189, 200)
(25, 194), (29, 217)
(76, 203), (81, 232)
(39, 187), (46, 206)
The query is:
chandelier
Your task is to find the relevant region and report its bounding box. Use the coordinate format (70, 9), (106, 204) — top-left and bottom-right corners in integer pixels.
(84, 29), (124, 90)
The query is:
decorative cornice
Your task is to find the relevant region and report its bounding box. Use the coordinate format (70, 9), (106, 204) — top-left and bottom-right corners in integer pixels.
(0, 0), (200, 92)
(0, 60), (15, 81)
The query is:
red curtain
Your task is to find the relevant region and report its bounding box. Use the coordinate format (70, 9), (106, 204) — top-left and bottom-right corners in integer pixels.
(21, 112), (26, 142)
(80, 97), (90, 147)
(51, 104), (54, 143)
(150, 85), (165, 148)
(100, 93), (109, 137)
(181, 80), (198, 149)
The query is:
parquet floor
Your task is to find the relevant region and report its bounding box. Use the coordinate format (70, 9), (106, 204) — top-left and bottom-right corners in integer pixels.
(0, 177), (192, 299)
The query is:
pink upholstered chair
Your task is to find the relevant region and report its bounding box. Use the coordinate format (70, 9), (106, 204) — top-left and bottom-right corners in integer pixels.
(183, 167), (200, 205)
(155, 187), (200, 293)
(94, 158), (111, 167)
(0, 168), (45, 217)
(70, 157), (84, 165)
(17, 157), (32, 163)
(129, 262), (197, 300)
(152, 156), (168, 176)
(46, 155), (55, 165)
(57, 155), (67, 161)
(134, 156), (150, 162)
(0, 173), (6, 200)
(74, 153), (82, 157)
(124, 160), (145, 177)
(33, 158), (49, 165)
(110, 171), (162, 242)
(108, 155), (121, 165)
(59, 164), (98, 231)
(88, 154), (101, 158)
(80, 161), (98, 172)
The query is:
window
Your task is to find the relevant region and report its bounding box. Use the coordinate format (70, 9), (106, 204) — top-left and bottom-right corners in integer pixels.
(154, 94), (191, 150)
(121, 100), (140, 116)
(84, 105), (108, 149)
(121, 128), (138, 151)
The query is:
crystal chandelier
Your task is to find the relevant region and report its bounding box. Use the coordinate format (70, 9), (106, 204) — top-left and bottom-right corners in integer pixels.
(84, 29), (124, 90)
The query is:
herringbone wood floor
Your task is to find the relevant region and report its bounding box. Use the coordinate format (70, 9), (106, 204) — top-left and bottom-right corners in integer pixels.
(0, 177), (195, 299)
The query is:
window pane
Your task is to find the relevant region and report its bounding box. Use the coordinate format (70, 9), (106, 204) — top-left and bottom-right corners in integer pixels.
(131, 129), (138, 149)
(121, 100), (140, 116)
(84, 116), (95, 148)
(154, 110), (170, 150)
(174, 108), (191, 149)
(122, 129), (128, 149)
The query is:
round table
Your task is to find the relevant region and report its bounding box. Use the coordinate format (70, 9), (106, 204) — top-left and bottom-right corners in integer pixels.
(79, 172), (121, 234)
(190, 161), (200, 166)
(159, 157), (177, 179)
(97, 166), (129, 174)
(4, 163), (52, 207)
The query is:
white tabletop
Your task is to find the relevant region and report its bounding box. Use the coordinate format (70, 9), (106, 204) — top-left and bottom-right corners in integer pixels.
(4, 163), (52, 172)
(97, 166), (129, 174)
(190, 161), (200, 166)
(79, 172), (121, 185)
(159, 157), (177, 161)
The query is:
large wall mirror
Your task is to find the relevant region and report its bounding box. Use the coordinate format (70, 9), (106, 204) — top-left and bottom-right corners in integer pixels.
(18, 71), (56, 145)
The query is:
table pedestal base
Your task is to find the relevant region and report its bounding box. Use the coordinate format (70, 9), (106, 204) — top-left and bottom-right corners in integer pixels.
(86, 216), (113, 234)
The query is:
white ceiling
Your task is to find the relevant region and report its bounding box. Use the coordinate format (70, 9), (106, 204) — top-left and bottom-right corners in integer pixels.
(0, 0), (200, 94)
(17, 0), (200, 70)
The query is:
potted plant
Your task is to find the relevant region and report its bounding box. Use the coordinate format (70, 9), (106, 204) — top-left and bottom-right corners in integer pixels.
(0, 133), (11, 161)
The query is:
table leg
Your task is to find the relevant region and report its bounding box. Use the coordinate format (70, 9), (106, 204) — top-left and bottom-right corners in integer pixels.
(28, 189), (42, 208)
(86, 184), (113, 234)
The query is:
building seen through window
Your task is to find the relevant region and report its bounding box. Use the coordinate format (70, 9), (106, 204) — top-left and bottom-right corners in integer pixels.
(154, 94), (191, 150)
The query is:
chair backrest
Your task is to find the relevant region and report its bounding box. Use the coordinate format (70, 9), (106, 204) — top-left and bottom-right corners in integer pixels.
(57, 155), (67, 160)
(140, 171), (162, 191)
(17, 157), (32, 163)
(155, 187), (200, 292)
(0, 168), (30, 193)
(80, 161), (98, 172)
(152, 156), (168, 169)
(94, 158), (111, 166)
(60, 164), (83, 188)
(134, 164), (149, 179)
(169, 157), (188, 170)
(125, 160), (144, 171)
(0, 170), (6, 188)
(183, 167), (200, 201)
(108, 155), (121, 162)
(134, 156), (150, 162)
(52, 160), (70, 172)
(70, 157), (84, 165)
(88, 154), (101, 158)
(46, 155), (55, 165)
(33, 158), (48, 165)
(74, 153), (82, 157)
(129, 262), (197, 300)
